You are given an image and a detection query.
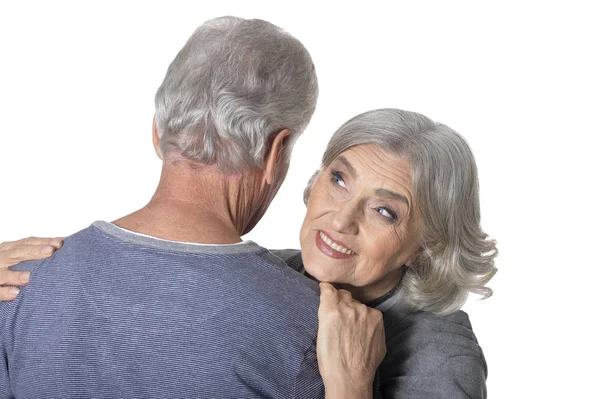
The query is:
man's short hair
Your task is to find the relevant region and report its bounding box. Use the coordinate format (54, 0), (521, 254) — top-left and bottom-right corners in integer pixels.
(154, 16), (319, 173)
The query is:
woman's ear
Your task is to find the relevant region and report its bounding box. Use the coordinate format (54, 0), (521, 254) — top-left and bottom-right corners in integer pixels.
(152, 116), (164, 160)
(405, 247), (423, 267)
(264, 129), (291, 185)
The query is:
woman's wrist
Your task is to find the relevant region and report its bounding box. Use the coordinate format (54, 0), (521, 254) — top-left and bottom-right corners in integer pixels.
(325, 384), (372, 399)
(324, 374), (374, 399)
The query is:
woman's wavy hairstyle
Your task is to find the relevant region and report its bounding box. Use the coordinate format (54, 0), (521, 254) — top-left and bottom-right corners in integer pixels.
(154, 16), (318, 173)
(304, 109), (498, 315)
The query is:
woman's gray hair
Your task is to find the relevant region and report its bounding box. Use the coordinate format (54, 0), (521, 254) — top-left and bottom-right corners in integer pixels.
(305, 109), (498, 315)
(155, 16), (318, 172)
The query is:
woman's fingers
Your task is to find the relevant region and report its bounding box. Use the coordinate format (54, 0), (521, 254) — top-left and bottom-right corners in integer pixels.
(0, 236), (63, 301)
(317, 282), (387, 397)
(336, 289), (353, 303)
(319, 283), (353, 305)
(0, 237), (63, 251)
(318, 282), (339, 308)
(0, 244), (58, 267)
(0, 285), (21, 301)
(0, 268), (28, 300)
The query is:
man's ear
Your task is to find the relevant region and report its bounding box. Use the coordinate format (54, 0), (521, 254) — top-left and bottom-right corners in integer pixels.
(264, 129), (291, 185)
(152, 116), (163, 160)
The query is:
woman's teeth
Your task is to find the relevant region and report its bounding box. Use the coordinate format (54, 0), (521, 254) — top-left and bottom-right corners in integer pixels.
(319, 231), (355, 254)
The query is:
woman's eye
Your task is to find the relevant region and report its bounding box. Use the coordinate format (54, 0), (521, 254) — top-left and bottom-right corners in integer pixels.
(330, 171), (346, 188)
(376, 207), (397, 221)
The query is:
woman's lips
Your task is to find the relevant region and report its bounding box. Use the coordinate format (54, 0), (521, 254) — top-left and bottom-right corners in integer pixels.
(315, 230), (356, 260)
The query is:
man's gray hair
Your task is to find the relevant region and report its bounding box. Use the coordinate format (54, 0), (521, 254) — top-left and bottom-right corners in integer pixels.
(305, 109), (498, 315)
(155, 16), (318, 172)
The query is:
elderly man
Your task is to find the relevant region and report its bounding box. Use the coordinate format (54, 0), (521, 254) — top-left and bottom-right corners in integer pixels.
(0, 16), (327, 398)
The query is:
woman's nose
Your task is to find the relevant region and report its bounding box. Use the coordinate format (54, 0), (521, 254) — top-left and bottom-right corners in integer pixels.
(331, 202), (359, 235)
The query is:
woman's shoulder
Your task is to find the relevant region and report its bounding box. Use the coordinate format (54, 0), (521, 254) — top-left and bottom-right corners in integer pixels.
(380, 307), (487, 398)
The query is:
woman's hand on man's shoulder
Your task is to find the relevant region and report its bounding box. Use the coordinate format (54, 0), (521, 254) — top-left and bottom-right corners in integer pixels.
(317, 282), (386, 399)
(0, 237), (63, 300)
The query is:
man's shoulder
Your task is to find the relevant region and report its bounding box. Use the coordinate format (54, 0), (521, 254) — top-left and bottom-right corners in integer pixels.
(269, 248), (304, 273)
(9, 225), (98, 274)
(10, 226), (319, 315)
(239, 249), (319, 317)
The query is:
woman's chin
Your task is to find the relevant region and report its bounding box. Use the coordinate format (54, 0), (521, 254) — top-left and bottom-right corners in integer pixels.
(303, 263), (335, 284)
(302, 244), (350, 284)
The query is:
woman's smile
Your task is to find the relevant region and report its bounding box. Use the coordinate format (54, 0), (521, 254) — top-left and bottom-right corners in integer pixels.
(315, 230), (356, 259)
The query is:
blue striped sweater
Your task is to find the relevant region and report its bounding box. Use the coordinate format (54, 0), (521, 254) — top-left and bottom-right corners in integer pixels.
(0, 222), (325, 398)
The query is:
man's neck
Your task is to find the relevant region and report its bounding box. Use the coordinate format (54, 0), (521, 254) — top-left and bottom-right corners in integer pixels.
(113, 163), (264, 245)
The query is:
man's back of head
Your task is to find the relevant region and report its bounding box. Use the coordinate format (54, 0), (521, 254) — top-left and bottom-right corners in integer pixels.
(155, 16), (319, 173)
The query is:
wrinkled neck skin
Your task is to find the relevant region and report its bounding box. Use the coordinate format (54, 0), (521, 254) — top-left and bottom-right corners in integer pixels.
(113, 160), (267, 244)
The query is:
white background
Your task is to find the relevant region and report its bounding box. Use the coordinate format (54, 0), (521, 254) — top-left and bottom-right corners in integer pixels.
(1, 1), (598, 397)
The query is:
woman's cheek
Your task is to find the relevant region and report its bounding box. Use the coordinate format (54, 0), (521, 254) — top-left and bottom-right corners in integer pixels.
(305, 259), (336, 283)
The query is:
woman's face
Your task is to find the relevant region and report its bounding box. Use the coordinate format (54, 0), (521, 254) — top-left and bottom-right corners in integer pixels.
(299, 144), (422, 301)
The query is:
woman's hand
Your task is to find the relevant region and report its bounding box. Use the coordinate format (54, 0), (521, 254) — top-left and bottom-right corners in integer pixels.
(317, 282), (386, 399)
(0, 237), (63, 300)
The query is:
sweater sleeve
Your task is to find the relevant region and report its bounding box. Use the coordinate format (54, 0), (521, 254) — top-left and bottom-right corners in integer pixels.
(292, 341), (325, 398)
(0, 352), (13, 399)
(0, 303), (15, 399)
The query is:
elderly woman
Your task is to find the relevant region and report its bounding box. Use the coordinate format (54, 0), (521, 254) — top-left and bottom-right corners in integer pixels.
(280, 108), (498, 397)
(0, 108), (497, 398)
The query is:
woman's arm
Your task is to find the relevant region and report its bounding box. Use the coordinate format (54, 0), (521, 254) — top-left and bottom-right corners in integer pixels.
(317, 282), (386, 399)
(0, 237), (62, 300)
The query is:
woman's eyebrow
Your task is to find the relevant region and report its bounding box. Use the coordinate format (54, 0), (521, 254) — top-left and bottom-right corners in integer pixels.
(337, 156), (357, 178)
(375, 188), (410, 209)
(337, 156), (410, 209)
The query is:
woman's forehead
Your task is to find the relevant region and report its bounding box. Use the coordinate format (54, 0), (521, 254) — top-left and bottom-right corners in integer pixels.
(333, 145), (410, 179)
(332, 144), (414, 203)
